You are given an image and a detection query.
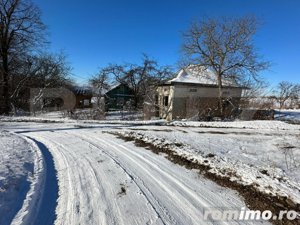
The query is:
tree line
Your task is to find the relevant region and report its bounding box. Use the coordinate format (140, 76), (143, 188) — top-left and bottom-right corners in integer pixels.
(0, 0), (72, 115)
(0, 0), (299, 116)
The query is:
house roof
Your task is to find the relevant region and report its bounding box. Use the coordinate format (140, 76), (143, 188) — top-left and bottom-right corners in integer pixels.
(92, 83), (134, 97)
(165, 65), (240, 88)
(92, 83), (120, 96)
(105, 83), (122, 94)
(73, 86), (93, 96)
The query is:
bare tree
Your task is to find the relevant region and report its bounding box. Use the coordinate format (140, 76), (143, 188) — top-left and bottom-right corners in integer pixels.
(0, 0), (46, 114)
(90, 68), (111, 97)
(101, 55), (173, 109)
(240, 78), (273, 109)
(181, 16), (270, 117)
(11, 53), (72, 113)
(273, 81), (300, 109)
(89, 68), (112, 118)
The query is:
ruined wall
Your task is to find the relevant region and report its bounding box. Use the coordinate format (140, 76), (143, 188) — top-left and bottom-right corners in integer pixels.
(172, 84), (243, 120)
(158, 84), (243, 120)
(157, 85), (175, 120)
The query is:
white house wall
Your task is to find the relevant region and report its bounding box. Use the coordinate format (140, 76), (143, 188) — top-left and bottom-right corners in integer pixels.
(173, 85), (242, 98)
(158, 84), (243, 120)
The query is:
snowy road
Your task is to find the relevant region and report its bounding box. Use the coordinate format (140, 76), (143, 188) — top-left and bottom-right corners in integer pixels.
(3, 123), (270, 225)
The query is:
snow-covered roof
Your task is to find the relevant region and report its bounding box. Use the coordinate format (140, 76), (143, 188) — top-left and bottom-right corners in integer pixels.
(91, 83), (119, 96)
(106, 83), (121, 93)
(73, 86), (93, 95)
(92, 83), (132, 96)
(166, 65), (239, 87)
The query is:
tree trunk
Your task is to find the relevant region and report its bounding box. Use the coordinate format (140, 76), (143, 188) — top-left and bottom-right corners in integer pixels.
(134, 95), (139, 109)
(217, 74), (224, 118)
(1, 53), (10, 115)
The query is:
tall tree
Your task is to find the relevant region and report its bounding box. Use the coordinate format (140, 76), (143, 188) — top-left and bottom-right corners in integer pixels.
(181, 16), (269, 117)
(0, 0), (46, 114)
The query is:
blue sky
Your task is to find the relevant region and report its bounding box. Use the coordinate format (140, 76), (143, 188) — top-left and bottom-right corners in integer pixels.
(33, 0), (300, 86)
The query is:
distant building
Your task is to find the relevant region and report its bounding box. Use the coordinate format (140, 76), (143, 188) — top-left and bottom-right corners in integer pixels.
(92, 83), (135, 111)
(73, 86), (93, 108)
(157, 65), (245, 120)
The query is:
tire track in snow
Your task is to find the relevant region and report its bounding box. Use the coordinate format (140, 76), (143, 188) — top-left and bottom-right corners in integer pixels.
(75, 135), (172, 225)
(26, 131), (162, 225)
(79, 135), (190, 225)
(40, 136), (125, 225)
(75, 132), (238, 225)
(23, 137), (58, 225)
(22, 128), (270, 225)
(26, 135), (78, 225)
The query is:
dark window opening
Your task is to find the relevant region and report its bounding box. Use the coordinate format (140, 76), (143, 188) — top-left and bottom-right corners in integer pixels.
(155, 95), (158, 105)
(164, 96), (169, 106)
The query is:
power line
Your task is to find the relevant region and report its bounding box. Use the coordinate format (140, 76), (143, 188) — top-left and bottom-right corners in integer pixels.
(69, 72), (90, 81)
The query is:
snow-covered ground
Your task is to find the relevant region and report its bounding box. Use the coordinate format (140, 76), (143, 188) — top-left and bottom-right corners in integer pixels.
(0, 131), (44, 225)
(170, 119), (300, 130)
(121, 124), (300, 204)
(0, 111), (163, 125)
(1, 117), (299, 224)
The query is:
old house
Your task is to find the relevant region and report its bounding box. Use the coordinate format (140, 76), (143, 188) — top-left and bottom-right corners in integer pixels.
(73, 86), (93, 108)
(157, 65), (245, 120)
(99, 83), (134, 111)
